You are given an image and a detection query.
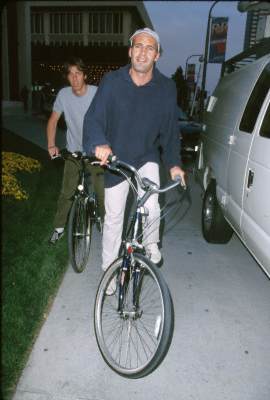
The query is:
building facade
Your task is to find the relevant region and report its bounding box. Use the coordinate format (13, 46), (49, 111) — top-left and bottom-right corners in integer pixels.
(1, 1), (153, 102)
(242, 6), (270, 50)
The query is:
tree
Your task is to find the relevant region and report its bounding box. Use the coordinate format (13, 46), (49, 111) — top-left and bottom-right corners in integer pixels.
(171, 66), (189, 112)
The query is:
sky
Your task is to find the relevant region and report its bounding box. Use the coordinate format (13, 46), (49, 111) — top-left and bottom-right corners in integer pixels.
(143, 0), (247, 94)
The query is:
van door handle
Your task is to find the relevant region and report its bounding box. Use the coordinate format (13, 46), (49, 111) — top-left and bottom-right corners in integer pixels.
(247, 169), (254, 189)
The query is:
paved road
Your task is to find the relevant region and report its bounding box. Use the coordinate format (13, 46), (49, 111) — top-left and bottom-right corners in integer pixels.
(12, 171), (270, 400)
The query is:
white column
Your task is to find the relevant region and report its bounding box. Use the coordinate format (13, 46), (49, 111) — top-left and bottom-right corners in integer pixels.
(17, 1), (32, 109)
(1, 6), (10, 100)
(82, 11), (88, 46)
(122, 11), (131, 46)
(44, 12), (50, 45)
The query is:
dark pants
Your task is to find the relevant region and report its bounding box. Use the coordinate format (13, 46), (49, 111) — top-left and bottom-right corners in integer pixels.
(54, 158), (105, 229)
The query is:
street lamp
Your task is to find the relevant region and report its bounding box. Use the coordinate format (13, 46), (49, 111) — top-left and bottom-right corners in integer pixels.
(185, 54), (203, 80)
(199, 0), (219, 120)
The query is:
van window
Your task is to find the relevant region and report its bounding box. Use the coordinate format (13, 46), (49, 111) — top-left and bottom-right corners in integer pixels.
(239, 62), (270, 133)
(259, 103), (270, 139)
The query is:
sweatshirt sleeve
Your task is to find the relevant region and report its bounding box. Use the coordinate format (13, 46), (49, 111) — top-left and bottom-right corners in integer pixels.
(82, 73), (111, 155)
(159, 80), (182, 169)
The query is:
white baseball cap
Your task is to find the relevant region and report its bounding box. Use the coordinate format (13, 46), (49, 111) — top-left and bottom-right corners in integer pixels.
(129, 28), (161, 52)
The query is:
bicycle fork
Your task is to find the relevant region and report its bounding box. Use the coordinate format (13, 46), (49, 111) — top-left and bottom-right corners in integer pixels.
(117, 247), (142, 319)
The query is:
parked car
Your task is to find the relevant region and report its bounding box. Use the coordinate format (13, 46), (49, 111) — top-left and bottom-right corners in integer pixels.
(196, 54), (270, 277)
(177, 107), (202, 160)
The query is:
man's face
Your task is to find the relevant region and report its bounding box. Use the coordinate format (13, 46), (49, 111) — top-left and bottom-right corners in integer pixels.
(67, 66), (87, 91)
(129, 33), (160, 74)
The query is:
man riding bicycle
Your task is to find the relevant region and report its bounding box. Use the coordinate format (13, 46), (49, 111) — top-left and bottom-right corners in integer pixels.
(47, 58), (104, 244)
(83, 28), (185, 270)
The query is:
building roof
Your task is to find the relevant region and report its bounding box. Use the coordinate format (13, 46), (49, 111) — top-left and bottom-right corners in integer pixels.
(29, 1), (153, 28)
(238, 2), (270, 12)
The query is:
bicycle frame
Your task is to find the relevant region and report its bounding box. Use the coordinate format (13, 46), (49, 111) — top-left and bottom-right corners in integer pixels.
(117, 178), (172, 314)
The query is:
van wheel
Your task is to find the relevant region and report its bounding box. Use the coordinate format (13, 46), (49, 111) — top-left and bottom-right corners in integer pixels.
(202, 181), (233, 243)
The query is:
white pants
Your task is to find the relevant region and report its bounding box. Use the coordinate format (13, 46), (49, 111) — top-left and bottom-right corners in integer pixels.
(102, 162), (160, 270)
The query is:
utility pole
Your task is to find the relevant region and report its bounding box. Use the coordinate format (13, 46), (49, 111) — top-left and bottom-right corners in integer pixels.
(199, 0), (219, 121)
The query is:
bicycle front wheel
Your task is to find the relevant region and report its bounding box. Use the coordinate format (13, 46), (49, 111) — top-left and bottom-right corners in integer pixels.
(68, 196), (92, 273)
(94, 254), (174, 378)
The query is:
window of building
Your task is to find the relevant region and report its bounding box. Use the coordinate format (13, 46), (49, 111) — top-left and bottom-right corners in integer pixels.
(113, 13), (119, 34)
(106, 13), (112, 33)
(259, 103), (270, 138)
(60, 14), (66, 33)
(89, 14), (92, 33)
(50, 13), (82, 34)
(93, 13), (99, 34)
(67, 14), (72, 32)
(31, 13), (44, 34)
(239, 62), (270, 133)
(73, 13), (81, 34)
(100, 14), (106, 33)
(88, 12), (123, 34)
(54, 14), (60, 34)
(119, 13), (123, 33)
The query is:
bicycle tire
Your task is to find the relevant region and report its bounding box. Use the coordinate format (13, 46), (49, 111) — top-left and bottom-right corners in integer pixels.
(94, 254), (174, 378)
(68, 196), (92, 273)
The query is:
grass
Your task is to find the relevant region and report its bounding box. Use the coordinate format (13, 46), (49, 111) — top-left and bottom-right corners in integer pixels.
(1, 130), (69, 399)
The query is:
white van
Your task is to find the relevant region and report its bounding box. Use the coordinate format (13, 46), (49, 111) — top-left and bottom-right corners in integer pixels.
(196, 53), (270, 277)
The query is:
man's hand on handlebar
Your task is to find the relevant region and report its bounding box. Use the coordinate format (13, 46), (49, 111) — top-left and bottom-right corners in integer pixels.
(170, 166), (186, 188)
(48, 145), (60, 159)
(95, 144), (112, 166)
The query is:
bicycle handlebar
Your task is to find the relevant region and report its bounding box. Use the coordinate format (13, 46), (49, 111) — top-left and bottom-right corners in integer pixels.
(51, 150), (99, 163)
(51, 150), (186, 192)
(106, 156), (187, 192)
(51, 150), (83, 160)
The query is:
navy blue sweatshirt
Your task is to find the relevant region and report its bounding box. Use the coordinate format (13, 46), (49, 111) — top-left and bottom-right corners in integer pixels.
(83, 64), (181, 187)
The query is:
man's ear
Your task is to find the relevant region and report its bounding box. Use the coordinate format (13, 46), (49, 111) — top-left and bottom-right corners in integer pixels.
(154, 52), (160, 63)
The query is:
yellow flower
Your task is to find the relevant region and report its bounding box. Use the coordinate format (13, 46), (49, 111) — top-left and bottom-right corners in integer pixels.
(1, 152), (41, 200)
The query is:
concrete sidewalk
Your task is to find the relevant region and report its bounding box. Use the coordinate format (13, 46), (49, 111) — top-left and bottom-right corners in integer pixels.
(2, 107), (66, 151)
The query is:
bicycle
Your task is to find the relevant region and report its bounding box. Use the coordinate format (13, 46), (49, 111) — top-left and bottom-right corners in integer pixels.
(93, 156), (186, 378)
(52, 150), (103, 273)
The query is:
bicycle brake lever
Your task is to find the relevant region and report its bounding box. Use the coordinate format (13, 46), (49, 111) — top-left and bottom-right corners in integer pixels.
(107, 154), (117, 163)
(174, 175), (187, 190)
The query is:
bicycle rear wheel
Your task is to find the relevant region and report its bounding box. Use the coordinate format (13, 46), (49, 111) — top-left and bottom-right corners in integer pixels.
(68, 196), (92, 273)
(94, 254), (174, 378)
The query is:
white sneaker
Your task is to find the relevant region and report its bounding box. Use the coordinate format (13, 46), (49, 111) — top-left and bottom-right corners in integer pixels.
(49, 228), (64, 244)
(146, 243), (162, 264)
(106, 276), (117, 296)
